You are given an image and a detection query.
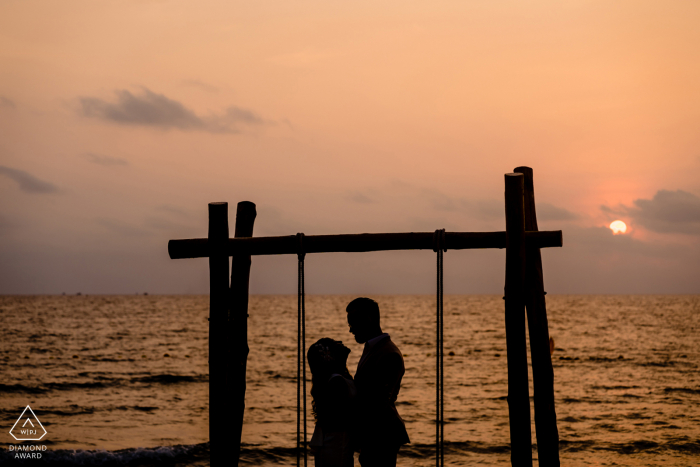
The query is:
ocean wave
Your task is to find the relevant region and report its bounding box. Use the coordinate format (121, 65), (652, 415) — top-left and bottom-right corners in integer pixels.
(590, 385), (640, 390)
(131, 374), (207, 385)
(0, 374), (207, 395)
(400, 441), (510, 456)
(32, 408), (96, 417)
(0, 405), (159, 418)
(0, 383), (47, 394)
(0, 442), (509, 466)
(640, 361), (678, 367)
(0, 381), (119, 394)
(1, 438), (700, 465)
(113, 405), (159, 412)
(664, 387), (700, 395)
(560, 439), (700, 455)
(560, 397), (612, 404)
(0, 443), (208, 467)
(586, 356), (628, 362)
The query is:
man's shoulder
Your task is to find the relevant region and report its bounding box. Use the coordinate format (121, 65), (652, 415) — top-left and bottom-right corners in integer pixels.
(373, 337), (404, 363)
(382, 337), (402, 354)
(357, 335), (404, 373)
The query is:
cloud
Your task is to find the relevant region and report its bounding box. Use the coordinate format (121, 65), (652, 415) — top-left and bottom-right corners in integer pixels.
(78, 88), (266, 133)
(389, 181), (576, 224)
(0, 214), (14, 235)
(603, 189), (700, 235)
(0, 97), (16, 109)
(96, 219), (149, 237)
(537, 203), (577, 221)
(83, 153), (128, 166)
(182, 79), (219, 93)
(155, 205), (191, 217)
(0, 166), (58, 193)
(541, 224), (700, 294)
(348, 192), (376, 204)
(418, 187), (501, 219)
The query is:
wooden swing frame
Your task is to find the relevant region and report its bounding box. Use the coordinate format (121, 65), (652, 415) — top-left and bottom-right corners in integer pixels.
(168, 166), (562, 467)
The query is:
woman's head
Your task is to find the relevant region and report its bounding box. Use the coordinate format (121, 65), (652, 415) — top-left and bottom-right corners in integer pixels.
(307, 338), (350, 377)
(308, 338), (352, 422)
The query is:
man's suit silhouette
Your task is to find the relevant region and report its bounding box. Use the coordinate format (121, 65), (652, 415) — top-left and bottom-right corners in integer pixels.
(347, 298), (409, 467)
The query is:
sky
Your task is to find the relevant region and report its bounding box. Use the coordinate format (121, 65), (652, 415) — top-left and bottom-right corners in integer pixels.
(1, 0), (699, 294)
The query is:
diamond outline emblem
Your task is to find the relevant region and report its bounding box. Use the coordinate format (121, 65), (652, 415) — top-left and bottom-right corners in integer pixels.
(9, 406), (47, 441)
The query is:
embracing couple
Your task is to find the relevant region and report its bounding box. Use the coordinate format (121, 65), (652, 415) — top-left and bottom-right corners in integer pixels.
(307, 297), (410, 467)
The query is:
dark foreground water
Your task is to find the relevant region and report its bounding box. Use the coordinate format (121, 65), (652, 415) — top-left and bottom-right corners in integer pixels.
(1, 295), (698, 466)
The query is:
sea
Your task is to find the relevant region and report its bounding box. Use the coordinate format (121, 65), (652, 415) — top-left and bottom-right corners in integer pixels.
(1, 295), (698, 466)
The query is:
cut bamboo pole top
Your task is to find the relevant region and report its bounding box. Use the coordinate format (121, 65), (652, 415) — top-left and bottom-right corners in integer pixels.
(169, 230), (562, 259)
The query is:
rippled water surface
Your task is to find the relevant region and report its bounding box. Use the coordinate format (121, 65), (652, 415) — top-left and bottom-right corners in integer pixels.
(1, 295), (699, 466)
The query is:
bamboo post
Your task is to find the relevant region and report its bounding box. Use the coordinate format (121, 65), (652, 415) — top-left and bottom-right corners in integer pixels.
(514, 167), (560, 466)
(504, 173), (533, 467)
(228, 201), (257, 465)
(208, 202), (230, 467)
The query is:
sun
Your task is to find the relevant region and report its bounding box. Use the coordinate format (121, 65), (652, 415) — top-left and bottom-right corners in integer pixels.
(610, 220), (627, 234)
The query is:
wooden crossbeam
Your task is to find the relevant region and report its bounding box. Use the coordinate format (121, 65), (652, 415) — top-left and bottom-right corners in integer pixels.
(168, 230), (562, 259)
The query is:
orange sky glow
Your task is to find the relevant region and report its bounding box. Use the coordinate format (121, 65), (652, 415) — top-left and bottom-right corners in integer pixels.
(1, 1), (699, 293)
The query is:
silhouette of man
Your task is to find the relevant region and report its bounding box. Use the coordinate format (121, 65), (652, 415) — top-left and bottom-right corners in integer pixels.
(347, 297), (409, 467)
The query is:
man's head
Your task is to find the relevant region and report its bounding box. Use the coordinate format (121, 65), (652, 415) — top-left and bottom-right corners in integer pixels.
(346, 297), (382, 344)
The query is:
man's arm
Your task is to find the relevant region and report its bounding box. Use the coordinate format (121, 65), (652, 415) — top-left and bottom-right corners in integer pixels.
(365, 351), (404, 406)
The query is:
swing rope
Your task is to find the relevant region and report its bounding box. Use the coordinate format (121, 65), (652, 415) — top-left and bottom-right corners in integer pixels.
(296, 233), (308, 467)
(433, 229), (446, 467)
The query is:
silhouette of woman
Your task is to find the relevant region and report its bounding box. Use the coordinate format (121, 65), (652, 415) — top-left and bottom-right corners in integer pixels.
(308, 338), (356, 467)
